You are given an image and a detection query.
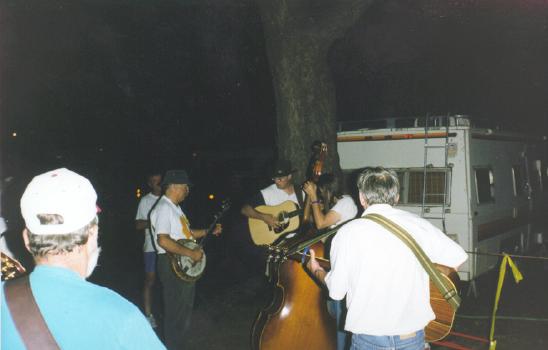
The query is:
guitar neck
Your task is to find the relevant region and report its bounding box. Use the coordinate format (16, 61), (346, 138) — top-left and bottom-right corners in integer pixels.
(205, 218), (220, 236)
(288, 208), (303, 219)
(201, 204), (230, 246)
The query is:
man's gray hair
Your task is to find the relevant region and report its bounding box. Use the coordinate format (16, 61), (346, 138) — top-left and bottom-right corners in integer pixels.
(27, 217), (98, 257)
(356, 167), (400, 206)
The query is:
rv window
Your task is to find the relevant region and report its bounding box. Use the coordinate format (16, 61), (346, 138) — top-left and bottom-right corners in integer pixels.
(475, 168), (494, 203)
(511, 165), (523, 196)
(407, 170), (449, 205)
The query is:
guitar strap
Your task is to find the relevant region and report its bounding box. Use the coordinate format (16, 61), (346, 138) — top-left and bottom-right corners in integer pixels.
(4, 275), (61, 350)
(363, 213), (461, 310)
(147, 195), (163, 254)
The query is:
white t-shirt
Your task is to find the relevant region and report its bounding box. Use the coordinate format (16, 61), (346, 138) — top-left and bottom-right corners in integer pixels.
(260, 183), (301, 207)
(325, 204), (468, 336)
(330, 195), (358, 226)
(135, 193), (160, 253)
(149, 196), (190, 255)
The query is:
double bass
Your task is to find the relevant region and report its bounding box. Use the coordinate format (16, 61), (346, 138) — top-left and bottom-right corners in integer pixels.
(251, 233), (337, 350)
(251, 141), (336, 350)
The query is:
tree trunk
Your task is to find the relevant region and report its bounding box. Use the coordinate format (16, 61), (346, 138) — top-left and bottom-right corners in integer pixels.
(258, 0), (372, 186)
(269, 39), (338, 185)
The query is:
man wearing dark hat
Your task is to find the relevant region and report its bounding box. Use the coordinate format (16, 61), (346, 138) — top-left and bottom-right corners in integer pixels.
(241, 159), (302, 229)
(149, 169), (221, 349)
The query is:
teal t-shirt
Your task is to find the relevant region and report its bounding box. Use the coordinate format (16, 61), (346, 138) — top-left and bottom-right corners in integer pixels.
(1, 265), (165, 349)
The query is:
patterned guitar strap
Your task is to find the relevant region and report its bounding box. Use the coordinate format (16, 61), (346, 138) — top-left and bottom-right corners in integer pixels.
(364, 213), (461, 310)
(180, 215), (193, 240)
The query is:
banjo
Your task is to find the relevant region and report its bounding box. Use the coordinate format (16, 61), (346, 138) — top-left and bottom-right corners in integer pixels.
(169, 199), (230, 282)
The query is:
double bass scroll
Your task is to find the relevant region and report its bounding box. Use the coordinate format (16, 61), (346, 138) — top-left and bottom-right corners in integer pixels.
(302, 141), (328, 225)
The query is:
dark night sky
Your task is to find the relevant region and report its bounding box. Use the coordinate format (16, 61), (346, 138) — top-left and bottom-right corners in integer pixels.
(1, 0), (547, 206)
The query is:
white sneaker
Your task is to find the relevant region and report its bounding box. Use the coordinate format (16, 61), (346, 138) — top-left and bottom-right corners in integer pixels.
(146, 314), (157, 328)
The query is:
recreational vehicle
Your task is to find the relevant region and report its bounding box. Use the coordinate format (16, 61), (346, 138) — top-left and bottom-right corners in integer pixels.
(337, 115), (547, 282)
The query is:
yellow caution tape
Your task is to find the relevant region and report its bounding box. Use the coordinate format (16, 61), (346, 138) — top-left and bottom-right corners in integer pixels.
(489, 254), (523, 350)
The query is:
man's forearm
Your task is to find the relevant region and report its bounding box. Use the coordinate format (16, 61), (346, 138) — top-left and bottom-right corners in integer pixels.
(191, 229), (207, 239)
(157, 234), (196, 258)
(241, 205), (264, 220)
(311, 267), (327, 285)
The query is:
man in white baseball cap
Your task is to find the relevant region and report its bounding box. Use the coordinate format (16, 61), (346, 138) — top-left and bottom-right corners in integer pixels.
(1, 168), (166, 349)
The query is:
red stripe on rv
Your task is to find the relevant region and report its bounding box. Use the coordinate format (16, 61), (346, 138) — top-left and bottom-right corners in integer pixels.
(337, 132), (455, 142)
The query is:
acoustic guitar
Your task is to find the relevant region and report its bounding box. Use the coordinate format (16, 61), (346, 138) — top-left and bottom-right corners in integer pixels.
(425, 265), (460, 342)
(248, 201), (301, 245)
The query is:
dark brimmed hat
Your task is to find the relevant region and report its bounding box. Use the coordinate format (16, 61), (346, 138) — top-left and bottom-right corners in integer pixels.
(162, 170), (192, 186)
(271, 159), (296, 178)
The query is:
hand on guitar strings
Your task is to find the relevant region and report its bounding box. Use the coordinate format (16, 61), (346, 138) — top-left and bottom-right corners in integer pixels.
(263, 214), (282, 230)
(190, 248), (205, 264)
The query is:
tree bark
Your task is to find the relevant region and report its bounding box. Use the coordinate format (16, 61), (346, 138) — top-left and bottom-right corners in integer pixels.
(257, 0), (372, 186)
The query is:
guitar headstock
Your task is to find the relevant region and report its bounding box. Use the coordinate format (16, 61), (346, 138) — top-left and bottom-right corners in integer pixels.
(310, 141), (328, 181)
(212, 198), (231, 221)
(1, 252), (26, 281)
(221, 198), (231, 212)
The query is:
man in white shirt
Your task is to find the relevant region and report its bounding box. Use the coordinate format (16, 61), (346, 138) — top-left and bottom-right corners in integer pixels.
(150, 169), (221, 349)
(307, 167), (467, 350)
(135, 171), (162, 327)
(237, 159), (304, 273)
(241, 159), (302, 229)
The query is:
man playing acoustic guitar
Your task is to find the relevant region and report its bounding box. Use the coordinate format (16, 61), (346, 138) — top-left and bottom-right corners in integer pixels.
(241, 159), (302, 232)
(150, 169), (221, 350)
(307, 167), (467, 350)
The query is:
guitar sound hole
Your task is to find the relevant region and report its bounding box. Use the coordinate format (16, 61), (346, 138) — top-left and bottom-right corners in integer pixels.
(274, 222), (289, 234)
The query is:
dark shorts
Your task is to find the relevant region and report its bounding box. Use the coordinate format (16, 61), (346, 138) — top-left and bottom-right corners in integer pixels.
(144, 251), (157, 273)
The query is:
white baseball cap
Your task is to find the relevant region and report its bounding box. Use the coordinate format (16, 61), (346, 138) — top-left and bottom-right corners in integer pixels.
(20, 168), (98, 235)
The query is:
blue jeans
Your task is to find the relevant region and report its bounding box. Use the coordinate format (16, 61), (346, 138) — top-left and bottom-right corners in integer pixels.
(350, 329), (425, 350)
